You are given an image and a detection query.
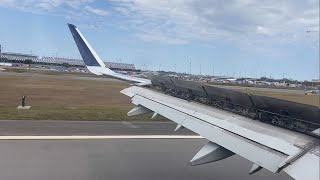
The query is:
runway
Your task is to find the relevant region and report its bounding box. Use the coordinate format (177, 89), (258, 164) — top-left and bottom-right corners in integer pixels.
(0, 120), (194, 136)
(0, 139), (292, 180)
(0, 121), (294, 180)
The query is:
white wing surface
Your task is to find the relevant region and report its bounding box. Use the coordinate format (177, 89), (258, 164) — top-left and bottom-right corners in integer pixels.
(121, 86), (320, 180)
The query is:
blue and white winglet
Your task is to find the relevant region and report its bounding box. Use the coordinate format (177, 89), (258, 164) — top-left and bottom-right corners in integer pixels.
(67, 23), (151, 86)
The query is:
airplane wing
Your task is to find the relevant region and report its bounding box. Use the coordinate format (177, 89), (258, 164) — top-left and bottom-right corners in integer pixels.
(67, 23), (151, 86)
(121, 86), (320, 180)
(67, 23), (319, 180)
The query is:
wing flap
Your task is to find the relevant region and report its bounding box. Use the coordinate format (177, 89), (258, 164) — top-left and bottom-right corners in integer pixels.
(121, 86), (320, 179)
(122, 86), (288, 173)
(122, 86), (315, 154)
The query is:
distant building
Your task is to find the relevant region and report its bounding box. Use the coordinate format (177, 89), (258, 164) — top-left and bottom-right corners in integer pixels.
(1, 52), (38, 62)
(41, 57), (85, 66)
(1, 52), (136, 71)
(105, 62), (135, 71)
(0, 62), (12, 67)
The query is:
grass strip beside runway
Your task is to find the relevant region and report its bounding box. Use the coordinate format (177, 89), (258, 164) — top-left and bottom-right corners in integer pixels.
(0, 68), (318, 120)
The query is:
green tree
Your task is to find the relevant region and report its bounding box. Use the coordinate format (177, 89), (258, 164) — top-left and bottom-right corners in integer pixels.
(24, 59), (34, 65)
(61, 63), (71, 68)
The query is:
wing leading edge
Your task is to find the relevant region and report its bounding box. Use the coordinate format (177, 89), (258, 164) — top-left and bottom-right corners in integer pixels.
(67, 23), (151, 86)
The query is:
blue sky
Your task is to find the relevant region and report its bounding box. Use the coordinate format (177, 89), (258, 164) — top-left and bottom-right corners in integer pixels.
(0, 0), (319, 80)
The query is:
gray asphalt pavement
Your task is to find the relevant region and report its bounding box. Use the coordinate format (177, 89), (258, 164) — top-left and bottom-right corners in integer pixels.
(0, 139), (293, 180)
(0, 120), (194, 135)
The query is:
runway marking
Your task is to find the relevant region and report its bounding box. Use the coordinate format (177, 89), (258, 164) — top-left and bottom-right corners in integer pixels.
(0, 135), (203, 140)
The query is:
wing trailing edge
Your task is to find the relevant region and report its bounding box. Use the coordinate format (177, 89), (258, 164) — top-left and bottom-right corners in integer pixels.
(121, 86), (320, 180)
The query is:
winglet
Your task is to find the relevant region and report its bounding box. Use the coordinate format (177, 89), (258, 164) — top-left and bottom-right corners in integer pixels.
(67, 23), (151, 85)
(67, 23), (106, 68)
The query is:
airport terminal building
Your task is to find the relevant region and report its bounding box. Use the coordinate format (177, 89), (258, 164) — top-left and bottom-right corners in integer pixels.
(0, 52), (136, 71)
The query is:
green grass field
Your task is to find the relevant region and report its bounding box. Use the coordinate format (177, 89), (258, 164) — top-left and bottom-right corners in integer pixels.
(240, 89), (319, 106)
(0, 67), (318, 120)
(3, 66), (102, 77)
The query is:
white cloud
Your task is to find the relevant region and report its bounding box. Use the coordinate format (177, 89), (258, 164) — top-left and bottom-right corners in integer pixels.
(85, 6), (108, 16)
(0, 0), (92, 11)
(0, 0), (318, 46)
(136, 31), (187, 45)
(256, 26), (273, 36)
(0, 0), (15, 6)
(110, 0), (319, 45)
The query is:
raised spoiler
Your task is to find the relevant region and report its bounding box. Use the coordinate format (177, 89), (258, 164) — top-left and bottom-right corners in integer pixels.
(67, 23), (151, 86)
(150, 75), (320, 136)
